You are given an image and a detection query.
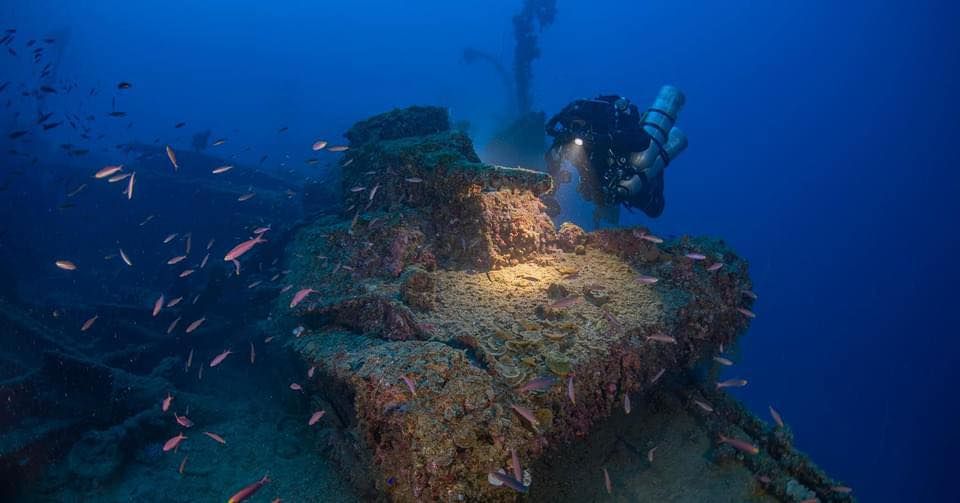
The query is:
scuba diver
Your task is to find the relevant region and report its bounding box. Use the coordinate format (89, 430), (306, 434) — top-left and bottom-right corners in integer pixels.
(544, 85), (687, 224)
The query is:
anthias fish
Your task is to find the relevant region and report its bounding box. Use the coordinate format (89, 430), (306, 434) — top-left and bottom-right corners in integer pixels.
(94, 165), (122, 178)
(518, 376), (556, 393)
(203, 431), (226, 444)
(55, 260), (77, 271)
(716, 378), (748, 389)
(209, 349), (232, 367)
(227, 473), (270, 501)
(289, 287), (314, 308)
(163, 433), (187, 452)
(308, 410), (325, 426)
(719, 434), (759, 455)
(224, 235), (266, 261)
(165, 145), (178, 170)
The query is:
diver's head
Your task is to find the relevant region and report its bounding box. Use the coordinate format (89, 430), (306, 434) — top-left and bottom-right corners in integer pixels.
(614, 97), (630, 113)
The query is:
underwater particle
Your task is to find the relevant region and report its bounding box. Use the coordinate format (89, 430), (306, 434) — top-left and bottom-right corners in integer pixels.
(713, 356), (733, 366)
(707, 262), (724, 271)
(685, 252), (707, 260)
(290, 382), (303, 392)
(737, 307), (757, 318)
(719, 434), (759, 455)
(162, 393), (173, 412)
(203, 431), (227, 444)
(162, 433), (187, 452)
(636, 274), (658, 285)
(167, 255), (187, 265)
(289, 288), (315, 308)
(210, 349), (232, 367)
(311, 140), (328, 151)
(769, 405), (785, 428)
(646, 333), (676, 344)
(165, 145), (178, 170)
(603, 467), (612, 494)
(291, 326), (304, 337)
(224, 234), (266, 261)
(152, 294), (164, 316)
(80, 315), (98, 331)
(650, 368), (665, 384)
(309, 410), (326, 426)
(716, 378), (748, 389)
(212, 165), (234, 174)
(400, 374), (417, 396)
(94, 164), (122, 178)
(185, 317), (206, 333)
(54, 259), (77, 271)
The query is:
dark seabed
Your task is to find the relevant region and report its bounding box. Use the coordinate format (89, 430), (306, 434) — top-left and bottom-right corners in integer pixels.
(1, 1), (958, 502)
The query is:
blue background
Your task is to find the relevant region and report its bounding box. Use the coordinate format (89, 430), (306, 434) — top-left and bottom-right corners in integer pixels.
(2, 1), (958, 501)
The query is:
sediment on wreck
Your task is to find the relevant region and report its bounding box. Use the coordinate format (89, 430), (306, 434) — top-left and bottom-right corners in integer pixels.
(269, 106), (849, 502)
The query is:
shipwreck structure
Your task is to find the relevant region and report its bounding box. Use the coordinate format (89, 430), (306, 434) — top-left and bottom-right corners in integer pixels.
(269, 107), (853, 502)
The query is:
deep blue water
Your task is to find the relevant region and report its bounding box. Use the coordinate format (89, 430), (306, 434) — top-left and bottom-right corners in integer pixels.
(1, 1), (958, 501)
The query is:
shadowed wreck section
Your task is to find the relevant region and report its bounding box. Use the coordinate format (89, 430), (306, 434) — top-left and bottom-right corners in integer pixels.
(268, 107), (853, 502)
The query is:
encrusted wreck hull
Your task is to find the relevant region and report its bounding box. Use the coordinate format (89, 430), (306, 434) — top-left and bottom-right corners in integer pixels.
(270, 107), (852, 502)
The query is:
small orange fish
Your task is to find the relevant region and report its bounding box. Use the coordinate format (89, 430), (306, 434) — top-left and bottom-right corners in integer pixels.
(685, 252), (707, 260)
(94, 165), (123, 179)
(162, 393), (173, 412)
(55, 260), (77, 271)
(719, 434), (759, 455)
(713, 356), (734, 366)
(405, 177), (423, 183)
(694, 399), (714, 413)
(646, 333), (676, 344)
(185, 348), (193, 371)
(510, 404), (540, 430)
(167, 316), (182, 334)
(167, 255), (187, 265)
(153, 295), (164, 316)
(237, 192), (255, 202)
(108, 172), (132, 183)
(289, 288), (314, 308)
(224, 235), (266, 261)
(307, 366), (315, 378)
(174, 413), (194, 428)
(400, 375), (416, 396)
(185, 317), (206, 333)
(623, 393), (631, 414)
(640, 234), (663, 244)
(250, 342), (255, 364)
(311, 140), (328, 151)
(163, 432), (187, 451)
(308, 410), (325, 425)
(737, 307), (756, 318)
(80, 315), (98, 331)
(165, 145), (178, 170)
(179, 455), (188, 474)
(327, 145), (349, 152)
(707, 262), (724, 271)
(567, 375), (576, 405)
(227, 475), (269, 503)
(203, 431), (226, 444)
(647, 446), (657, 463)
(716, 378), (748, 389)
(211, 165), (234, 174)
(163, 233), (178, 244)
(166, 296), (183, 308)
(126, 172), (135, 200)
(119, 248), (133, 266)
(209, 349), (232, 367)
(769, 405), (785, 428)
(289, 383), (303, 392)
(179, 269), (195, 278)
(603, 467), (612, 494)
